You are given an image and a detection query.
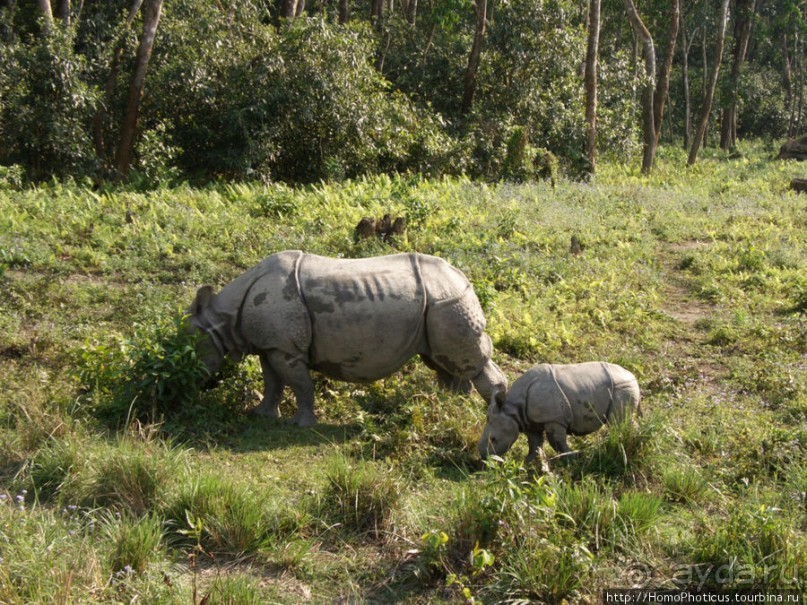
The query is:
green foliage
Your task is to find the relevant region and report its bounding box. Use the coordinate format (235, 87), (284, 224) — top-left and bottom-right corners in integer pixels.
(690, 501), (804, 588)
(1, 154), (806, 601)
(77, 313), (210, 426)
(0, 26), (99, 179)
(316, 454), (402, 536)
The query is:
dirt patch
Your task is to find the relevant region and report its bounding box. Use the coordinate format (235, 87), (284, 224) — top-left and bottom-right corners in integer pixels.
(656, 243), (729, 385)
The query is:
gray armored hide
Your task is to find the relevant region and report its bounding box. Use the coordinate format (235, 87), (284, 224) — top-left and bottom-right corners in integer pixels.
(188, 250), (507, 426)
(478, 362), (640, 466)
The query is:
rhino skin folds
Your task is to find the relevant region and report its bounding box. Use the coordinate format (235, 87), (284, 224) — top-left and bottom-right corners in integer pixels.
(188, 250), (507, 426)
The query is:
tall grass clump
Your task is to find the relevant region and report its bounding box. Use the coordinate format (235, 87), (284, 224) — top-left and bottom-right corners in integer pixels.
(102, 512), (166, 575)
(421, 459), (597, 602)
(480, 459), (596, 602)
(574, 413), (662, 479)
(61, 436), (184, 516)
(316, 454), (402, 537)
(197, 574), (272, 605)
(0, 498), (104, 603)
(166, 474), (270, 557)
(27, 437), (80, 502)
(555, 477), (616, 544)
(661, 462), (709, 504)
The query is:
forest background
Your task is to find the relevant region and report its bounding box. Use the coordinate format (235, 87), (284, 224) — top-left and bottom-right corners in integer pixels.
(0, 0), (804, 185)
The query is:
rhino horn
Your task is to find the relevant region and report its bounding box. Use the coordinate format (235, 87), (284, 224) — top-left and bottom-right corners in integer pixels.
(191, 285), (216, 316)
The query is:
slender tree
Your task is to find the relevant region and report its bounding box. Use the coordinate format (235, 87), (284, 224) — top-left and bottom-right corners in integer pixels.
(93, 0), (144, 163)
(584, 0), (601, 173)
(654, 0), (679, 144)
(54, 0), (69, 26)
(680, 21), (698, 149)
(338, 0), (350, 23)
(720, 0), (758, 150)
(688, 0), (730, 165)
(461, 0), (487, 114)
(623, 0), (656, 173)
(115, 0), (163, 178)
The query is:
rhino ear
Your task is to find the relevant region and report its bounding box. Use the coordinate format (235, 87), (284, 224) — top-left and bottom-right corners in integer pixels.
(192, 285), (216, 316)
(487, 391), (505, 416)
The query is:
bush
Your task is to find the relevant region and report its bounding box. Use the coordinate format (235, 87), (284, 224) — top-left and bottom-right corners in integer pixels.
(77, 313), (210, 426)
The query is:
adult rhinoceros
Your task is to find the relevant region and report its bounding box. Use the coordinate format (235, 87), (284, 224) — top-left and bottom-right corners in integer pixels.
(187, 250), (507, 426)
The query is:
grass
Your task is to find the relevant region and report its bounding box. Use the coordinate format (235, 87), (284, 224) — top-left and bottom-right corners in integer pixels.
(0, 142), (805, 601)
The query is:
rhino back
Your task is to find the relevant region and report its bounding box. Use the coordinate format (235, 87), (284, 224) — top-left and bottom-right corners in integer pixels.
(418, 254), (475, 303)
(553, 362), (622, 434)
(516, 365), (570, 427)
(299, 253), (426, 381)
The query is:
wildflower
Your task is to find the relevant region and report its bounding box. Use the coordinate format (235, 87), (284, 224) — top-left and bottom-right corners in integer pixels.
(15, 495), (24, 503)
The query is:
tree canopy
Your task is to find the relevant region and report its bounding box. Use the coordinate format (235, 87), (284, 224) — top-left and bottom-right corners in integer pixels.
(0, 0), (804, 184)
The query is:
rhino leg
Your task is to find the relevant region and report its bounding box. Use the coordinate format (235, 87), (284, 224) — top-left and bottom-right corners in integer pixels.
(267, 352), (317, 427)
(251, 355), (284, 418)
(525, 431), (551, 474)
(424, 296), (506, 402)
(420, 354), (472, 394)
(471, 359), (508, 404)
(545, 422), (575, 458)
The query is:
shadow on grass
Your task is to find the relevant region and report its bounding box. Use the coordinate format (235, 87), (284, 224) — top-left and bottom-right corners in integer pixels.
(221, 418), (362, 453)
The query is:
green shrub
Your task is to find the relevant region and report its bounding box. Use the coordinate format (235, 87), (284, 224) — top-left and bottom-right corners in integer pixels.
(77, 313), (210, 426)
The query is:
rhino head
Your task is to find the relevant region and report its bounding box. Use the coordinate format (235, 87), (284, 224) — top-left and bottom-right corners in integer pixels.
(186, 285), (227, 377)
(478, 392), (520, 460)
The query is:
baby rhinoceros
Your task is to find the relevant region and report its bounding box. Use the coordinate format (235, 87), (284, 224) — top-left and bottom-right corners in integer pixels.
(187, 250), (507, 427)
(478, 362), (640, 466)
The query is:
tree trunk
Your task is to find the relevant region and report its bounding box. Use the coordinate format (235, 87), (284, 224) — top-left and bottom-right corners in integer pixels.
(653, 0), (679, 144)
(54, 0), (69, 26)
(795, 29), (804, 134)
(93, 0), (144, 164)
(623, 0), (656, 174)
(782, 31), (794, 137)
(338, 0), (350, 23)
(584, 0), (601, 173)
(115, 0), (163, 179)
(688, 0), (730, 166)
(681, 25), (695, 149)
(279, 0), (298, 19)
(371, 0), (384, 25)
(720, 0), (757, 150)
(461, 0), (487, 115)
(37, 0), (53, 33)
